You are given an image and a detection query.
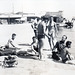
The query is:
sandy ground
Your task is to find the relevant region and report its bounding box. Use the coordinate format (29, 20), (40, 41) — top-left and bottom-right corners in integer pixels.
(0, 22), (75, 75)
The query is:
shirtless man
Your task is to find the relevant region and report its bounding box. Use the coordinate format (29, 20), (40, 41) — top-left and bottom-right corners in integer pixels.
(36, 18), (46, 60)
(45, 17), (55, 50)
(31, 36), (38, 55)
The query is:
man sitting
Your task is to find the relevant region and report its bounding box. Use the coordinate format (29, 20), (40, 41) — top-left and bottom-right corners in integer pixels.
(52, 40), (72, 63)
(5, 33), (18, 49)
(31, 36), (39, 55)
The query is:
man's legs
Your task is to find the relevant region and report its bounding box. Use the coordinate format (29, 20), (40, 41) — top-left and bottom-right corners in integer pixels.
(48, 36), (54, 51)
(38, 39), (44, 60)
(60, 50), (68, 63)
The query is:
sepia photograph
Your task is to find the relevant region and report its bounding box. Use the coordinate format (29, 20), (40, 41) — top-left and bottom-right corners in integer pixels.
(0, 0), (75, 75)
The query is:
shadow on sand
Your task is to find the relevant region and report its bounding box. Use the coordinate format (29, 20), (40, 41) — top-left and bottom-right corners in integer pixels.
(17, 54), (39, 60)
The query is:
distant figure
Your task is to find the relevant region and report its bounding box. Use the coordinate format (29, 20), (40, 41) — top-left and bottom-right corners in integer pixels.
(65, 20), (73, 29)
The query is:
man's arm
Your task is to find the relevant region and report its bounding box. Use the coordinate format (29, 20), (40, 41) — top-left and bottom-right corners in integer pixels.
(52, 42), (58, 51)
(31, 43), (38, 53)
(10, 41), (16, 48)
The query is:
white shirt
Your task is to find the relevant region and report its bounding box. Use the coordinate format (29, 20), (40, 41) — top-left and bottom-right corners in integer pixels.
(7, 38), (18, 48)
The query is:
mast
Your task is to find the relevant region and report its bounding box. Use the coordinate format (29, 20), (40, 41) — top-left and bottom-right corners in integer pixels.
(11, 0), (14, 14)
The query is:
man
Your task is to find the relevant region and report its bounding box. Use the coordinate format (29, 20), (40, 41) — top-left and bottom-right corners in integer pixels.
(31, 36), (39, 55)
(5, 33), (19, 49)
(31, 18), (39, 37)
(45, 17), (55, 50)
(63, 41), (72, 62)
(52, 35), (67, 61)
(58, 41), (72, 63)
(36, 18), (45, 60)
(53, 35), (67, 51)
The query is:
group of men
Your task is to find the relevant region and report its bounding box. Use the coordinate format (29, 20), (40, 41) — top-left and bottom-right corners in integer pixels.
(31, 17), (53, 59)
(1, 16), (73, 63)
(52, 35), (72, 63)
(31, 16), (73, 63)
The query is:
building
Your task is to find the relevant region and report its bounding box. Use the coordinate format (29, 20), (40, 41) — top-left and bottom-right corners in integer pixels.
(45, 11), (63, 23)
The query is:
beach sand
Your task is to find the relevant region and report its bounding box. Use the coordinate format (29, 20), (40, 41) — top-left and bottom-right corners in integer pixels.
(0, 22), (75, 75)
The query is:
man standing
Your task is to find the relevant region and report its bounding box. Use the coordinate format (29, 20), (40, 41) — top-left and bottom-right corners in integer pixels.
(36, 19), (45, 60)
(45, 17), (55, 50)
(31, 18), (39, 37)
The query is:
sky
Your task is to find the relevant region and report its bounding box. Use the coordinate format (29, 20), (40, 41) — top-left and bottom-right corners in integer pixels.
(0, 0), (75, 20)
